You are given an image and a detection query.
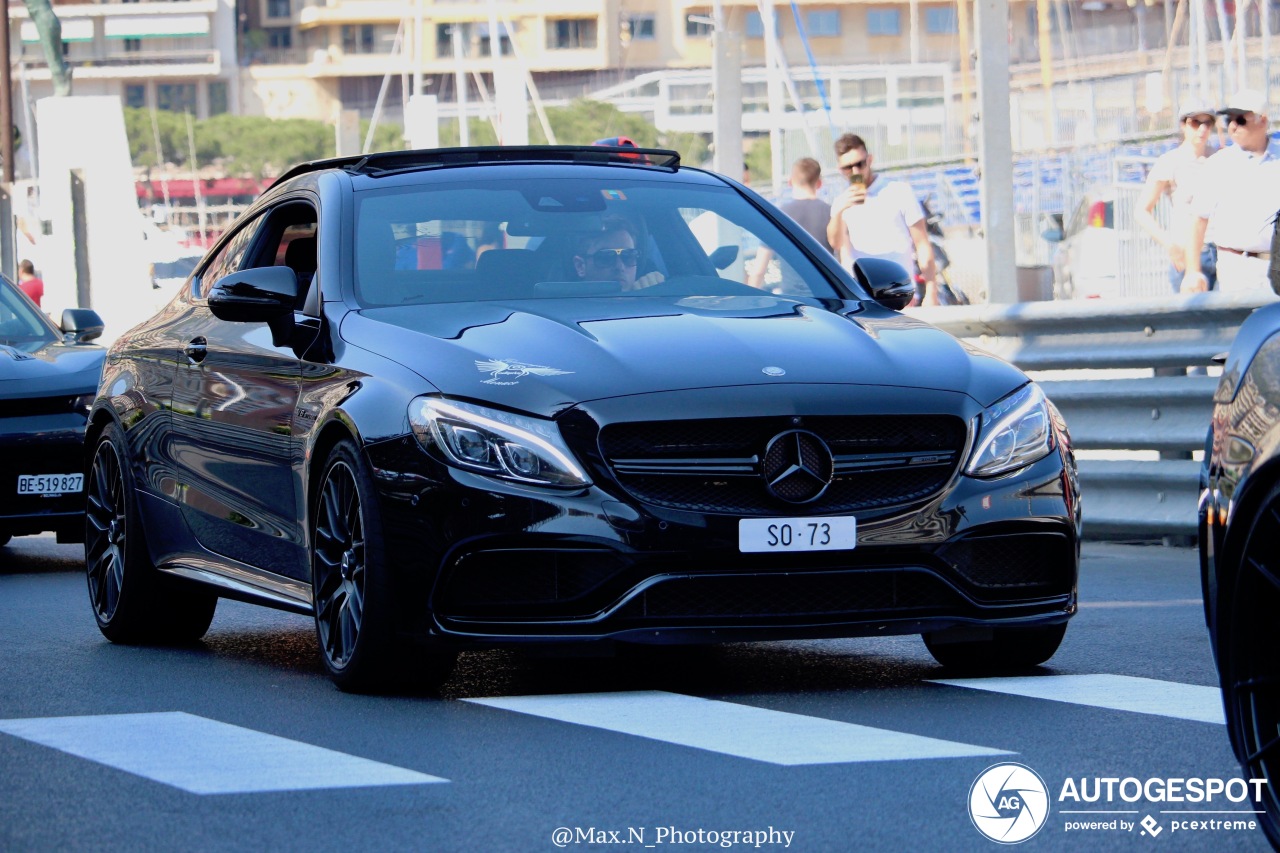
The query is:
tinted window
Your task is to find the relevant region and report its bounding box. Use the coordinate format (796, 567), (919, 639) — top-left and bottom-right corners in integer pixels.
(0, 276), (57, 350)
(353, 177), (846, 306)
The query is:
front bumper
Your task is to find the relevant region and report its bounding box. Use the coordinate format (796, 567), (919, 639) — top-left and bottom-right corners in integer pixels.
(0, 411), (91, 541)
(368, 435), (1080, 646)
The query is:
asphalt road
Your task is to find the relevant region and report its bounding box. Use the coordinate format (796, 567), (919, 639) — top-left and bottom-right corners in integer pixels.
(0, 536), (1269, 852)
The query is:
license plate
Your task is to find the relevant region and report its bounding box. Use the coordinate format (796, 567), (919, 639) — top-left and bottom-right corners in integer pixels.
(738, 516), (857, 553)
(17, 474), (84, 496)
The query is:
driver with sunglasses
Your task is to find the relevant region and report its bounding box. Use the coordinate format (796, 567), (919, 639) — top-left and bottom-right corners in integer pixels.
(572, 216), (664, 291)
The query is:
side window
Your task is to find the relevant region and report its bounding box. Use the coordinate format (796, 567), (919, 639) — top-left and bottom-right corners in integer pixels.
(195, 216), (262, 299)
(676, 206), (818, 296)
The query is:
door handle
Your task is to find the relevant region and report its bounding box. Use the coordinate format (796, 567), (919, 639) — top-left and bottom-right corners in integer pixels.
(184, 337), (207, 364)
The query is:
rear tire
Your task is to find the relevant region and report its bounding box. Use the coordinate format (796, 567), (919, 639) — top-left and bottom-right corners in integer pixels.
(310, 438), (455, 694)
(923, 623), (1066, 671)
(85, 423), (216, 644)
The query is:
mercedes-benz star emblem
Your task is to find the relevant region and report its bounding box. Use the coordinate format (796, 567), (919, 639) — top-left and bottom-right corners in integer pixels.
(761, 430), (834, 503)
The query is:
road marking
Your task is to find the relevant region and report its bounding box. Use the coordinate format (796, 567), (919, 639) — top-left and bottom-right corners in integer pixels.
(0, 711), (448, 794)
(928, 674), (1225, 725)
(464, 690), (1011, 765)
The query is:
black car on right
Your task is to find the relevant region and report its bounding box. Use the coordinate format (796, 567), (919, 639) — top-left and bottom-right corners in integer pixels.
(1200, 298), (1280, 847)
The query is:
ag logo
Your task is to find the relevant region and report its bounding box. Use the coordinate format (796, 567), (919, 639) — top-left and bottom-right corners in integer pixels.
(969, 762), (1050, 844)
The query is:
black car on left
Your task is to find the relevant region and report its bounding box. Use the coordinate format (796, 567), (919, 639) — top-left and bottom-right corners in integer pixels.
(0, 273), (105, 547)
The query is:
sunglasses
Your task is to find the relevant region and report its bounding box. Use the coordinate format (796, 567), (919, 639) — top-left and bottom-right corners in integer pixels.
(1228, 113), (1254, 127)
(1184, 117), (1214, 128)
(838, 159), (868, 173)
(585, 248), (639, 267)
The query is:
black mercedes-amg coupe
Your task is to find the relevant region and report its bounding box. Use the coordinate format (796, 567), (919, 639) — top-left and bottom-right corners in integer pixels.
(1199, 298), (1280, 846)
(1, 272), (104, 548)
(85, 146), (1080, 692)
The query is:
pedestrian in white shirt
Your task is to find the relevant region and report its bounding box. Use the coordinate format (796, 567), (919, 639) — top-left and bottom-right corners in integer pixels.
(1136, 99), (1218, 292)
(1183, 90), (1280, 294)
(826, 133), (939, 306)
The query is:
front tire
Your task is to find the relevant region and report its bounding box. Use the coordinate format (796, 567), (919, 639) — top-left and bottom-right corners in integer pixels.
(923, 623), (1066, 671)
(1220, 484), (1280, 848)
(85, 423), (216, 643)
(311, 438), (455, 693)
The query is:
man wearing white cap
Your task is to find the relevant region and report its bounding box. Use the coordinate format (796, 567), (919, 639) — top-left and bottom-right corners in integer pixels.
(1183, 89), (1280, 294)
(1137, 99), (1217, 291)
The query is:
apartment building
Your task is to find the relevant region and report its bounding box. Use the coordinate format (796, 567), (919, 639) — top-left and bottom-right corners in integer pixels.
(9, 0), (239, 117)
(235, 0), (1154, 126)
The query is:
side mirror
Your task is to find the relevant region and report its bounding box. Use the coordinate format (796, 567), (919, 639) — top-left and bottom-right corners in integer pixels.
(709, 245), (739, 270)
(61, 308), (105, 343)
(208, 267), (298, 323)
(1040, 213), (1065, 243)
(853, 257), (915, 310)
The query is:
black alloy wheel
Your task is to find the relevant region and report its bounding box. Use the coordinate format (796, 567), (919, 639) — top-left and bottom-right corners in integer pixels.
(1223, 486), (1280, 847)
(85, 423), (216, 643)
(311, 438), (456, 694)
(313, 454), (367, 673)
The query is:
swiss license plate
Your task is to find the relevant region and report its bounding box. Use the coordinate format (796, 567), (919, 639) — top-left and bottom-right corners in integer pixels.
(17, 474), (84, 496)
(738, 516), (857, 553)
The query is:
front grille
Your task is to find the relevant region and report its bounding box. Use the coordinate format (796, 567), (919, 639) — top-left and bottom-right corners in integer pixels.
(599, 414), (967, 516)
(618, 569), (960, 619)
(441, 548), (630, 613)
(936, 533), (1075, 599)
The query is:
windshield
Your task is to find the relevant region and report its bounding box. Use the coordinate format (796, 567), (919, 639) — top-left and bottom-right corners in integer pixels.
(353, 176), (848, 307)
(0, 275), (58, 350)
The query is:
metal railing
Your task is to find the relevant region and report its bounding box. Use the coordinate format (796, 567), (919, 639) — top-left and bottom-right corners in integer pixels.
(909, 290), (1277, 539)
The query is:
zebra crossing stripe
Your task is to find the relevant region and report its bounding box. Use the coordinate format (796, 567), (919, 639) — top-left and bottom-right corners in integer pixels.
(463, 690), (1011, 765)
(0, 711), (448, 794)
(928, 674), (1226, 725)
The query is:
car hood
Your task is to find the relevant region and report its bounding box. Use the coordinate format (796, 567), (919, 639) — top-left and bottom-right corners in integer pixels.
(343, 295), (1025, 417)
(0, 341), (105, 396)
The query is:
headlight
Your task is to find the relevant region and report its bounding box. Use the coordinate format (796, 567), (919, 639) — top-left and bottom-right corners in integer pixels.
(408, 397), (590, 488)
(965, 383), (1054, 477)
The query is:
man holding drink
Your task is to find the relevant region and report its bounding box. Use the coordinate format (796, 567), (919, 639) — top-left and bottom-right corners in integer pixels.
(827, 133), (940, 306)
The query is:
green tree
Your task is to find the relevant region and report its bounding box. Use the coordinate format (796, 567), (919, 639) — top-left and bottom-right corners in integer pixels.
(122, 102), (710, 177)
(745, 136), (772, 187)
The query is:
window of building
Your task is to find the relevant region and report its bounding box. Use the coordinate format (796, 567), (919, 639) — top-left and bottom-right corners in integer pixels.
(898, 75), (945, 106)
(342, 24), (374, 54)
(547, 18), (597, 49)
(267, 0), (290, 18)
(124, 38), (142, 53)
(685, 17), (713, 37)
(1026, 5), (1072, 32)
(125, 84), (147, 109)
(925, 6), (958, 33)
(156, 83), (197, 113)
(866, 9), (901, 36)
(806, 10), (841, 36)
(438, 22), (512, 57)
(745, 12), (782, 38)
(627, 14), (655, 40)
(266, 27), (292, 48)
(208, 81), (228, 115)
